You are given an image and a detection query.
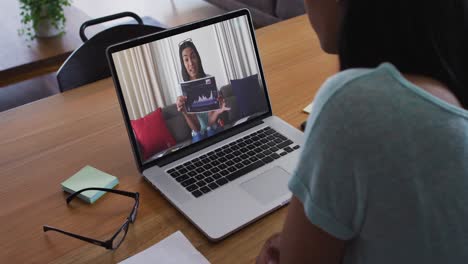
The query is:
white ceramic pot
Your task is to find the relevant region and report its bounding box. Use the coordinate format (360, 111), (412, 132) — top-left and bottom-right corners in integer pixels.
(35, 19), (62, 38)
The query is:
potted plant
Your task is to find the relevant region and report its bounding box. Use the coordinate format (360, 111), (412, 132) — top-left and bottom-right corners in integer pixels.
(19, 0), (72, 40)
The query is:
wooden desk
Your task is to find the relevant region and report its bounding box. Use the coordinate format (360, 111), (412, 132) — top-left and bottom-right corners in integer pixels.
(0, 15), (337, 263)
(0, 1), (98, 86)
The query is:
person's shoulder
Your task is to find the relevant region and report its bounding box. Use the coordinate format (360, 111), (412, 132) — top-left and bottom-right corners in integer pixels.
(310, 63), (402, 119)
(306, 63), (402, 135)
(313, 63), (397, 110)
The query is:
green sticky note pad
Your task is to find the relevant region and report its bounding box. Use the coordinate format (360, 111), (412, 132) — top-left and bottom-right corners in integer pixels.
(61, 166), (119, 203)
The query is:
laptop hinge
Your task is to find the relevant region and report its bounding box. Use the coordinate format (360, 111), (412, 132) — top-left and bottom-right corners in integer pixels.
(153, 119), (264, 167)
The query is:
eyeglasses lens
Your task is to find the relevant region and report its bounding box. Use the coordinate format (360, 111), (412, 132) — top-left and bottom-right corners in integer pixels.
(130, 200), (139, 222)
(112, 225), (128, 249)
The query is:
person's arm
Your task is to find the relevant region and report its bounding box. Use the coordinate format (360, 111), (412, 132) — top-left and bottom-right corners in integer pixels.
(177, 96), (201, 131)
(207, 111), (220, 126)
(182, 112), (201, 131)
(257, 196), (346, 264)
(207, 96), (231, 126)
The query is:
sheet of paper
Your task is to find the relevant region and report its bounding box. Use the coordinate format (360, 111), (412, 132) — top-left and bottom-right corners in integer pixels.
(303, 102), (313, 114)
(119, 231), (210, 264)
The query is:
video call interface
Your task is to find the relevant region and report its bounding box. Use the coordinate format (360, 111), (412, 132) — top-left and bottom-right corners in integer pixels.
(112, 15), (269, 164)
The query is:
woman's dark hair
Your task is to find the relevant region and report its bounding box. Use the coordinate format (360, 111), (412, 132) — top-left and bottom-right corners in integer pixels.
(338, 0), (468, 108)
(179, 41), (207, 81)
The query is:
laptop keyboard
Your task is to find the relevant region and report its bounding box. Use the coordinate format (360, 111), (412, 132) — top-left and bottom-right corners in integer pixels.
(166, 126), (300, 198)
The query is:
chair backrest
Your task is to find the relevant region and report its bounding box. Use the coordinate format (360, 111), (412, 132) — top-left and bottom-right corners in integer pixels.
(57, 12), (164, 92)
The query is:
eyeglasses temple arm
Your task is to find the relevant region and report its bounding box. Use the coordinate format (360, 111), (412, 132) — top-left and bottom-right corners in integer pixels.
(43, 225), (109, 249)
(66, 188), (138, 203)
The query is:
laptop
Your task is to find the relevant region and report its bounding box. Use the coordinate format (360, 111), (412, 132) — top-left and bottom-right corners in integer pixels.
(107, 9), (305, 241)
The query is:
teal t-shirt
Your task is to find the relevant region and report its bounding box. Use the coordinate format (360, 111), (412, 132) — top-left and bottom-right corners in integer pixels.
(289, 63), (468, 263)
(196, 112), (209, 132)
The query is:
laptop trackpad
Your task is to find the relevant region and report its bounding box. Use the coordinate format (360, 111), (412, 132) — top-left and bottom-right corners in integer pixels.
(240, 166), (291, 205)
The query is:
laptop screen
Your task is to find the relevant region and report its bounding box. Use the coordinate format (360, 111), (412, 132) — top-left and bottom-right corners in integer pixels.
(110, 13), (269, 165)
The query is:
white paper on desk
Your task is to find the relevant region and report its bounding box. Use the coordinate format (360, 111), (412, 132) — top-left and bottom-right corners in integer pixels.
(303, 102), (313, 114)
(119, 231), (210, 264)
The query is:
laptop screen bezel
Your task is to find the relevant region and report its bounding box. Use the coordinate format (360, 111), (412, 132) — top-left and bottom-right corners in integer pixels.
(106, 9), (273, 172)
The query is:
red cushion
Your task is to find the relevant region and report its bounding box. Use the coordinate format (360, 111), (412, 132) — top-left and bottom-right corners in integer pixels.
(131, 108), (176, 160)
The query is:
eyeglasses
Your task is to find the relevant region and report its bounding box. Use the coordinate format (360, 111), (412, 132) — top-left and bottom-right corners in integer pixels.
(43, 188), (139, 250)
(178, 38), (192, 46)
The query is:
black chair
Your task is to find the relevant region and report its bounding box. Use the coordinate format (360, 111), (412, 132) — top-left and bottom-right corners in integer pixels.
(56, 12), (165, 92)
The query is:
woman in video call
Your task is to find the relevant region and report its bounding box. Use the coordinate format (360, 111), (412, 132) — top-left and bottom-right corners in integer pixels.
(176, 40), (230, 142)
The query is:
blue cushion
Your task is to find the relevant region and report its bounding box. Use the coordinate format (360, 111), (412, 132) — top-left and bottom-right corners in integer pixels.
(230, 74), (267, 118)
